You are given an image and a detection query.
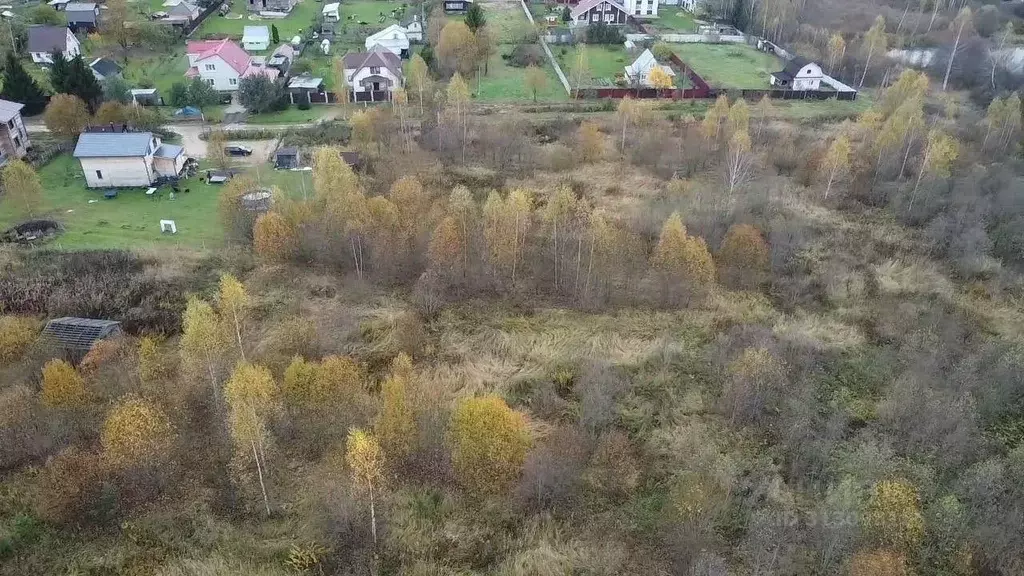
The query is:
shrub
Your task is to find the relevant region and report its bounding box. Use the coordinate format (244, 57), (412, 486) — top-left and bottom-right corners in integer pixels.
(37, 447), (110, 527)
(40, 359), (87, 409)
(100, 395), (175, 468)
(0, 315), (39, 366)
(507, 44), (545, 68)
(297, 100), (312, 111)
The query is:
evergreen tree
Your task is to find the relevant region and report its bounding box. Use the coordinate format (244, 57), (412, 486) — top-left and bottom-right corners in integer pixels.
(0, 53), (48, 115)
(66, 54), (103, 113)
(464, 2), (485, 33)
(49, 51), (70, 94)
(271, 24), (280, 44)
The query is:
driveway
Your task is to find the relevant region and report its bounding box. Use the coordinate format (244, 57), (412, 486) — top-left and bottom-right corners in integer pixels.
(167, 124), (279, 165)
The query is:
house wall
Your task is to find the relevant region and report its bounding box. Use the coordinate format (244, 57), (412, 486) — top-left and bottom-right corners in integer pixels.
(575, 3), (627, 25)
(243, 38), (270, 51)
(344, 66), (401, 93)
(792, 62), (822, 90)
(0, 115), (30, 162)
(153, 155), (185, 177)
(364, 36), (408, 56)
(79, 156), (155, 188)
(30, 31), (80, 64)
(625, 0), (658, 16)
(190, 55), (242, 91)
(406, 22), (423, 42)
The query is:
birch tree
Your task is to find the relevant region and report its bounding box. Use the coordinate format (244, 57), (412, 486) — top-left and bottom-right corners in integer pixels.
(0, 160), (43, 219)
(821, 134), (852, 199)
(569, 44), (589, 100)
(180, 296), (227, 404)
(910, 129), (958, 209)
(447, 72), (471, 163)
(407, 54), (431, 115)
(217, 273), (249, 362)
(859, 16), (887, 88)
(941, 7), (972, 91)
(725, 129), (755, 195)
(346, 429), (385, 546)
(224, 363), (280, 516)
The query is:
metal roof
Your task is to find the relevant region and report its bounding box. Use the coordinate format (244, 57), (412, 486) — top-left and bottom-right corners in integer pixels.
(287, 75), (323, 89)
(42, 317), (122, 351)
(243, 25), (270, 40)
(154, 143), (183, 158)
(73, 132), (156, 158)
(26, 25), (70, 54)
(0, 99), (24, 122)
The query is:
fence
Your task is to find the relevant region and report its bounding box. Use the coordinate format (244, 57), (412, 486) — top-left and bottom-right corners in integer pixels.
(352, 90), (392, 102)
(184, 0), (226, 37)
(519, 0), (571, 95)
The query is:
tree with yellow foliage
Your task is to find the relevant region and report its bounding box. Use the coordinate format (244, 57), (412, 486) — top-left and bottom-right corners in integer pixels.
(647, 66), (673, 89)
(822, 134), (852, 199)
(206, 130), (230, 170)
(0, 315), (38, 367)
(224, 362), (280, 516)
(524, 64), (548, 102)
(717, 223), (769, 290)
(577, 121), (605, 164)
(447, 72), (471, 162)
(40, 359), (87, 408)
(253, 211), (295, 263)
(910, 129), (958, 209)
(726, 99), (750, 139)
(864, 479), (926, 553)
(179, 296), (228, 404)
(483, 188), (532, 287)
(374, 353), (416, 463)
(437, 21), (478, 77)
(137, 336), (166, 386)
(450, 395), (530, 496)
(701, 94), (730, 143)
(649, 212), (715, 305)
(345, 428), (385, 545)
(0, 160), (43, 220)
(218, 273), (250, 361)
(101, 395), (174, 468)
(725, 128), (754, 195)
(282, 354), (364, 418)
(407, 53), (431, 115)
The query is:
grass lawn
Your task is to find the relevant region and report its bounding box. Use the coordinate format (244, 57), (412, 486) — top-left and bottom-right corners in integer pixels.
(0, 155), (315, 251)
(673, 43), (781, 89)
(194, 0), (322, 41)
(644, 9), (696, 32)
(246, 106), (331, 123)
(555, 45), (630, 86)
(474, 52), (567, 102)
(479, 3), (532, 43)
(121, 50), (190, 97)
(331, 0), (412, 42)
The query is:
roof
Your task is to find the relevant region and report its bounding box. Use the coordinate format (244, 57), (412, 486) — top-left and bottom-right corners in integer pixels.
(90, 57), (122, 78)
(367, 24), (408, 43)
(41, 317), (122, 351)
(154, 143), (183, 158)
(64, 2), (96, 11)
(243, 26), (271, 41)
(342, 45), (402, 77)
(401, 14), (421, 27)
(271, 43), (297, 58)
(571, 0), (626, 19)
(73, 132), (156, 158)
(0, 99), (24, 123)
(131, 88), (158, 95)
(167, 0), (198, 15)
(275, 146), (299, 157)
(625, 49), (675, 79)
(26, 25), (70, 54)
(186, 38), (253, 75)
(288, 75), (323, 89)
(322, 2), (339, 14)
(776, 55), (821, 80)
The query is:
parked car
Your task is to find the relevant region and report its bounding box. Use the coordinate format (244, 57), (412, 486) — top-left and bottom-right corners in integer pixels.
(225, 145), (253, 156)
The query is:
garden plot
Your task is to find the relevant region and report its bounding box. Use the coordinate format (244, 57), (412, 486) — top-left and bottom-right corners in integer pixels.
(672, 43), (781, 89)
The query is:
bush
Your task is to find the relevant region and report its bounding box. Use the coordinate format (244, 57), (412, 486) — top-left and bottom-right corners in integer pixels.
(297, 100), (312, 111)
(585, 22), (624, 44)
(506, 43), (545, 68)
(0, 316), (39, 366)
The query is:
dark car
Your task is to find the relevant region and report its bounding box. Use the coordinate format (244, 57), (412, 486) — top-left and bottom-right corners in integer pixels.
(224, 145), (253, 156)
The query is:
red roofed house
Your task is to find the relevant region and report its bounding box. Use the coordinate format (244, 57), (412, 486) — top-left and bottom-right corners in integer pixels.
(185, 38), (279, 92)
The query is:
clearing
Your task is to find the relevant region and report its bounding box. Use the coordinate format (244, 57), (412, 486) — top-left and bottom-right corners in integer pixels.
(193, 0), (322, 45)
(640, 9), (696, 32)
(673, 43), (782, 89)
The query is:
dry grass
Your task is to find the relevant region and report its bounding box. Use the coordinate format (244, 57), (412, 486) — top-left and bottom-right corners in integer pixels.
(874, 258), (954, 299)
(773, 312), (867, 350)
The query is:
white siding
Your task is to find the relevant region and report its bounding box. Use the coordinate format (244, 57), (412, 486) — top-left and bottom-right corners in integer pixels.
(243, 39), (270, 51)
(191, 55), (242, 91)
(79, 156), (155, 188)
(344, 66), (402, 93)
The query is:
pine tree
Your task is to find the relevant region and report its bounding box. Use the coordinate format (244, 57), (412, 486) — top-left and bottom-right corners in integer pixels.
(65, 54), (103, 113)
(0, 53), (47, 115)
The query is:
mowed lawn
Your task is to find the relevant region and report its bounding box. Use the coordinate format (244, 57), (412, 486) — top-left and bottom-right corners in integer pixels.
(0, 156), (312, 250)
(121, 50), (190, 97)
(644, 9), (696, 32)
(673, 43), (781, 89)
(194, 0), (322, 41)
(555, 45), (629, 86)
(474, 52), (567, 101)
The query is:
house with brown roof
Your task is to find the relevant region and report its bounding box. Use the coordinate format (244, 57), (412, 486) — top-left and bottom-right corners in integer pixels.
(342, 45), (404, 101)
(185, 38), (279, 91)
(0, 100), (30, 166)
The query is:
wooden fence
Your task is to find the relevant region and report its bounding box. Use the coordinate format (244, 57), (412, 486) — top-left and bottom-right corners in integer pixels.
(183, 0), (226, 37)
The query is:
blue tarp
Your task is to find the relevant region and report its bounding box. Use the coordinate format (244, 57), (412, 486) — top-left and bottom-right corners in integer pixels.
(174, 106), (202, 117)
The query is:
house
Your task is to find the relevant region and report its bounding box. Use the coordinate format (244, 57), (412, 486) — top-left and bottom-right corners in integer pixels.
(242, 26), (271, 51)
(46, 0), (71, 10)
(287, 75), (325, 103)
(624, 0), (657, 16)
(267, 43), (297, 74)
(273, 146), (300, 169)
(365, 24), (410, 58)
(570, 0), (628, 25)
(770, 56), (823, 90)
(0, 99), (30, 166)
(64, 2), (99, 33)
(401, 14), (423, 42)
(26, 25), (81, 65)
(130, 88), (162, 106)
(246, 0), (296, 14)
(73, 132), (186, 188)
(443, 0), (472, 14)
(185, 38), (279, 91)
(342, 45), (403, 101)
(89, 57), (123, 81)
(624, 48), (675, 87)
(164, 0), (200, 25)
(321, 2), (340, 34)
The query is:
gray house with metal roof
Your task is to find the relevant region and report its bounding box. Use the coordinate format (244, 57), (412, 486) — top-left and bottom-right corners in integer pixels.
(65, 2), (99, 32)
(73, 132), (186, 188)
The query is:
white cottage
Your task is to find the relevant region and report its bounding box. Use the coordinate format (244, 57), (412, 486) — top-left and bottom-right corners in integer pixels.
(364, 24), (410, 58)
(401, 14), (423, 42)
(770, 56), (823, 90)
(185, 38), (279, 92)
(72, 132), (186, 188)
(624, 48), (675, 87)
(26, 25), (80, 65)
(242, 26), (271, 51)
(342, 45), (404, 101)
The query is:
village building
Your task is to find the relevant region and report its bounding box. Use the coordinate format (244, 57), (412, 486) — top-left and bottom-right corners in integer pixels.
(321, 2), (340, 35)
(185, 38), (279, 91)
(64, 2), (99, 33)
(246, 0), (295, 14)
(89, 57), (122, 81)
(365, 24), (410, 58)
(443, 0), (472, 14)
(163, 0), (201, 26)
(342, 45), (403, 101)
(73, 132), (186, 188)
(624, 48), (675, 87)
(242, 26), (271, 51)
(570, 0), (629, 25)
(0, 100), (29, 166)
(26, 25), (81, 65)
(770, 56), (823, 90)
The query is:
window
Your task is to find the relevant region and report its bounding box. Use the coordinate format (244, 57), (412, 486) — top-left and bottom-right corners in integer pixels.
(6, 120), (12, 129)
(229, 78), (237, 85)
(96, 170), (103, 179)
(370, 66), (380, 74)
(13, 136), (20, 148)
(205, 64), (215, 71)
(605, 13), (614, 21)
(207, 78), (215, 86)
(592, 12), (599, 21)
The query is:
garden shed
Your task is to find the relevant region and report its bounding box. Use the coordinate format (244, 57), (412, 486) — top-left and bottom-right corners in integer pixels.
(41, 317), (122, 352)
(274, 146), (301, 169)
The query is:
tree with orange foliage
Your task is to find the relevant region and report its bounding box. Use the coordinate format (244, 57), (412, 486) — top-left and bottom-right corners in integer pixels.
(717, 223), (769, 290)
(253, 211), (295, 263)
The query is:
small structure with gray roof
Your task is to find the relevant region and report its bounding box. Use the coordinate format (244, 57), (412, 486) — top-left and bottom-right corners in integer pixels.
(27, 25), (81, 65)
(73, 131), (187, 187)
(342, 45), (403, 102)
(89, 57), (123, 81)
(65, 2), (99, 32)
(0, 99), (29, 166)
(770, 56), (823, 90)
(42, 317), (123, 356)
(242, 25), (271, 51)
